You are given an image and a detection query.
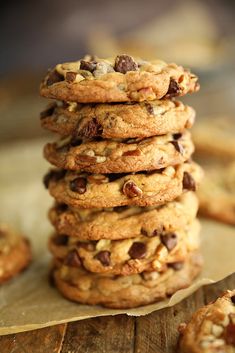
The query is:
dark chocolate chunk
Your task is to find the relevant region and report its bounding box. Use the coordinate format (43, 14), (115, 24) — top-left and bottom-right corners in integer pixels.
(46, 70), (64, 86)
(80, 60), (97, 72)
(183, 172), (196, 191)
(78, 118), (103, 138)
(165, 78), (180, 98)
(70, 177), (87, 194)
(65, 71), (77, 83)
(160, 233), (177, 251)
(128, 242), (147, 259)
(114, 55), (138, 74)
(64, 250), (81, 267)
(94, 250), (111, 266)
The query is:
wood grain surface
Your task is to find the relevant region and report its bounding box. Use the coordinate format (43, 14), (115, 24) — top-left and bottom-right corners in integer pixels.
(0, 274), (234, 353)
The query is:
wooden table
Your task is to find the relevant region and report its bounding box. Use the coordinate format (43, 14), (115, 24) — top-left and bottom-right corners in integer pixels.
(0, 274), (234, 353)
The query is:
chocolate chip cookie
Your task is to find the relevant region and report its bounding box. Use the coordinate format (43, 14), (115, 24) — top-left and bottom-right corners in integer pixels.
(193, 116), (235, 160)
(40, 99), (195, 139)
(44, 131), (194, 174)
(44, 162), (203, 208)
(40, 54), (199, 103)
(52, 250), (202, 308)
(49, 219), (200, 276)
(49, 191), (198, 240)
(198, 162), (235, 225)
(179, 290), (235, 353)
(0, 224), (31, 284)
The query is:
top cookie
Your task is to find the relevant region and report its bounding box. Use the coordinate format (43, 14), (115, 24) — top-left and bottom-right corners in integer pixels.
(179, 290), (235, 353)
(40, 54), (199, 103)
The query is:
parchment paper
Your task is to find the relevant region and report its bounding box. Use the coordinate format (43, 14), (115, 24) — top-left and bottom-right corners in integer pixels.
(0, 139), (234, 335)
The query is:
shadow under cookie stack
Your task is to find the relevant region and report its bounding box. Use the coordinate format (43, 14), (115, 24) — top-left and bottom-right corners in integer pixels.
(40, 54), (203, 308)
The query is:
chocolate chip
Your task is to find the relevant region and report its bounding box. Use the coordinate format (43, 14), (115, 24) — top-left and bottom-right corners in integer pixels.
(78, 118), (103, 138)
(122, 149), (141, 156)
(123, 180), (142, 198)
(40, 103), (56, 119)
(170, 140), (184, 154)
(231, 295), (235, 304)
(160, 233), (177, 251)
(128, 242), (147, 259)
(64, 250), (81, 267)
(224, 323), (235, 345)
(46, 70), (64, 86)
(65, 71), (77, 83)
(56, 203), (68, 214)
(145, 102), (154, 115)
(70, 177), (87, 194)
(114, 55), (138, 74)
(183, 172), (196, 191)
(168, 261), (184, 271)
(173, 133), (182, 140)
(165, 78), (180, 98)
(94, 251), (111, 266)
(53, 234), (69, 246)
(43, 170), (66, 189)
(80, 60), (97, 72)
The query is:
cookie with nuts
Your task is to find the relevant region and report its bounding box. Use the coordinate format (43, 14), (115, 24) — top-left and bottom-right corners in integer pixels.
(40, 99), (195, 139)
(0, 224), (31, 284)
(44, 162), (203, 208)
(49, 191), (198, 240)
(40, 54), (199, 103)
(179, 290), (235, 353)
(198, 162), (235, 226)
(44, 131), (194, 174)
(52, 249), (202, 308)
(49, 219), (200, 276)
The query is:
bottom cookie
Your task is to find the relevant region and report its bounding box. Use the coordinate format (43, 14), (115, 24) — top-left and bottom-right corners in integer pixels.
(53, 250), (203, 309)
(178, 290), (235, 353)
(0, 224), (32, 284)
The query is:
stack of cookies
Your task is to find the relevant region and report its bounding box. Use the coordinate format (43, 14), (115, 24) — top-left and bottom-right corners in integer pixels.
(40, 54), (203, 308)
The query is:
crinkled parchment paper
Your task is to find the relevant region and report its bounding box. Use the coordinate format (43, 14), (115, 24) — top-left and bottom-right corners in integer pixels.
(0, 140), (234, 335)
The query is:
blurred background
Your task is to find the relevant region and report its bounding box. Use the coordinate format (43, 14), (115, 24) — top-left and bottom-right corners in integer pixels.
(0, 0), (235, 143)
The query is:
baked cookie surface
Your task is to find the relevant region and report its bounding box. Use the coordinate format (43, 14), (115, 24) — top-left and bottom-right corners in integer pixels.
(0, 224), (31, 284)
(44, 162), (203, 208)
(44, 131), (194, 174)
(52, 250), (202, 308)
(179, 290), (235, 353)
(49, 191), (198, 240)
(49, 219), (200, 275)
(40, 54), (199, 103)
(193, 116), (235, 159)
(40, 99), (195, 139)
(198, 162), (235, 225)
